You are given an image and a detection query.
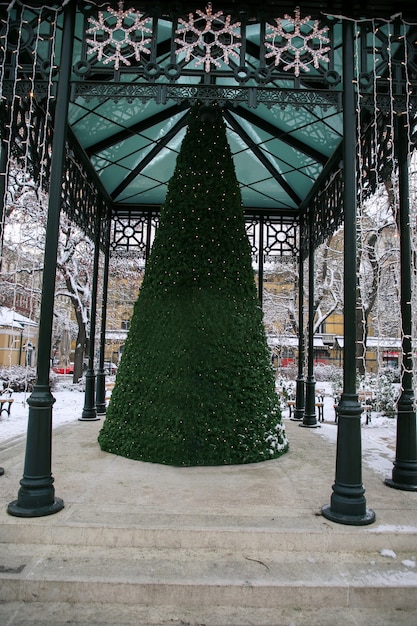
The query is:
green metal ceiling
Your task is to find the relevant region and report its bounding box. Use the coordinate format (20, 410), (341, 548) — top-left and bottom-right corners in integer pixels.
(69, 96), (342, 212)
(65, 1), (350, 217)
(2, 1), (416, 221)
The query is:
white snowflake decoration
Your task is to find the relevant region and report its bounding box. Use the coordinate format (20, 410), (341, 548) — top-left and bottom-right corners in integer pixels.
(265, 8), (330, 77)
(175, 3), (241, 73)
(86, 1), (152, 70)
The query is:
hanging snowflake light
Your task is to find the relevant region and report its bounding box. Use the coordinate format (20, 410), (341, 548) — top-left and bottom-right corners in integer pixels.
(175, 3), (241, 73)
(264, 7), (330, 77)
(86, 1), (152, 70)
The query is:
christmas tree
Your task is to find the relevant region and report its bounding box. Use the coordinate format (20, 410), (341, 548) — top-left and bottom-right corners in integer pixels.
(98, 103), (288, 465)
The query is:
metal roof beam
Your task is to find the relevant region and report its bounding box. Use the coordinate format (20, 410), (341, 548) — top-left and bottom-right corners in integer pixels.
(297, 141), (343, 217)
(85, 102), (189, 156)
(227, 104), (328, 165)
(110, 110), (190, 201)
(223, 109), (302, 207)
(67, 126), (114, 209)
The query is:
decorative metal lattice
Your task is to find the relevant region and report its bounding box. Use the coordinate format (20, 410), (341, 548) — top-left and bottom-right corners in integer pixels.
(300, 169), (344, 259)
(62, 146), (111, 250)
(110, 210), (159, 255)
(72, 82), (342, 111)
(245, 215), (299, 261)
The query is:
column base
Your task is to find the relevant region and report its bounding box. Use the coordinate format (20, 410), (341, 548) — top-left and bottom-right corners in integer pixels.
(384, 478), (417, 492)
(321, 504), (375, 526)
(8, 496), (64, 518)
(79, 416), (100, 422)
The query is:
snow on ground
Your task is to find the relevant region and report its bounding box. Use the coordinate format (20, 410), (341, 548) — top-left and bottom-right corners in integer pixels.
(308, 389), (398, 479)
(0, 378), (87, 443)
(0, 377), (398, 479)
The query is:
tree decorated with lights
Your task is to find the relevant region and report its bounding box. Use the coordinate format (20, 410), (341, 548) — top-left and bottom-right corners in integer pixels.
(98, 103), (288, 466)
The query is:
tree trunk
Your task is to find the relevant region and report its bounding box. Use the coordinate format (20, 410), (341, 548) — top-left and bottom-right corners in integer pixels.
(73, 327), (87, 383)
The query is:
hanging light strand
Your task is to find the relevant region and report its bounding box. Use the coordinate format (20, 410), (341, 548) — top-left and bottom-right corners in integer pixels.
(354, 20), (367, 380)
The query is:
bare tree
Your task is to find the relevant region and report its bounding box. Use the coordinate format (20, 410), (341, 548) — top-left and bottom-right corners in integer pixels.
(1, 162), (95, 382)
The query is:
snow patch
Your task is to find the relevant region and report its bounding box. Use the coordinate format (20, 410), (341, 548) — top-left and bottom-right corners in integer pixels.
(380, 549), (397, 559)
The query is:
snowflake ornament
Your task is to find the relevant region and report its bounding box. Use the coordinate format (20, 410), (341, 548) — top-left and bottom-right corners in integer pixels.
(175, 3), (241, 73)
(86, 1), (152, 70)
(265, 7), (330, 77)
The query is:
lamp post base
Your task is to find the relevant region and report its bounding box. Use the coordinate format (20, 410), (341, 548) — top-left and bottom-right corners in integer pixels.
(79, 416), (100, 421)
(321, 503), (375, 526)
(384, 478), (417, 492)
(8, 496), (64, 518)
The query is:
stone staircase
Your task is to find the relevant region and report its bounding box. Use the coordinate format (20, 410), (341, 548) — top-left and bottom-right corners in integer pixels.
(1, 514), (417, 625)
(1, 419), (417, 625)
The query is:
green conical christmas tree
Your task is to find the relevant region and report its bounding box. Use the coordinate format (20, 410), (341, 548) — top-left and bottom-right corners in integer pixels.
(98, 103), (288, 466)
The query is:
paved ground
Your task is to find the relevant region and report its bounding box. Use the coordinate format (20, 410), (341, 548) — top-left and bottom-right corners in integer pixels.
(0, 413), (416, 625)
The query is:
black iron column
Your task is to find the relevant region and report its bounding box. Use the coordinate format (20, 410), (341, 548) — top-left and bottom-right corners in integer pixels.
(8, 3), (76, 517)
(258, 214), (264, 303)
(80, 208), (102, 421)
(301, 212), (319, 427)
(293, 247), (305, 420)
(0, 140), (7, 257)
(96, 215), (111, 416)
(385, 114), (417, 491)
(322, 19), (375, 525)
(1, 141), (8, 476)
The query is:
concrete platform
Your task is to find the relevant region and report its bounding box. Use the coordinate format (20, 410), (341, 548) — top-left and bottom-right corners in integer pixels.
(1, 416), (417, 625)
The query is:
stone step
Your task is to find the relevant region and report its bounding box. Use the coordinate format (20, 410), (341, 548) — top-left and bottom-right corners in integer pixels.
(1, 602), (417, 626)
(1, 511), (417, 553)
(1, 602), (416, 626)
(1, 543), (417, 611)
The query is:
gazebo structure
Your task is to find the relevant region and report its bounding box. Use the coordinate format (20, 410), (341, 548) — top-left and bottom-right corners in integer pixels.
(1, 1), (417, 523)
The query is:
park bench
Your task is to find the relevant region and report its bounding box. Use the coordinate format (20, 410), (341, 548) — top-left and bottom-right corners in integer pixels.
(287, 394), (324, 422)
(334, 390), (373, 424)
(0, 388), (14, 417)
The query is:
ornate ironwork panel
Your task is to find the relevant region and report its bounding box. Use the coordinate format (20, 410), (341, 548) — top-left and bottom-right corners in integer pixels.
(301, 169), (344, 259)
(72, 81), (342, 110)
(110, 209), (159, 255)
(62, 147), (111, 250)
(245, 215), (299, 261)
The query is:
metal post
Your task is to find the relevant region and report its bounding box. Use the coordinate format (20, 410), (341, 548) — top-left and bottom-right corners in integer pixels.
(96, 214), (112, 416)
(1, 139), (8, 476)
(80, 207), (102, 421)
(301, 212), (318, 427)
(293, 245), (305, 420)
(322, 19), (375, 525)
(258, 214), (264, 303)
(0, 140), (8, 261)
(385, 114), (417, 491)
(8, 3), (76, 517)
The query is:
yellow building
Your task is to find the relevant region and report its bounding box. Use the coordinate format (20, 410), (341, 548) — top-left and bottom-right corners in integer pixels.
(0, 307), (38, 368)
